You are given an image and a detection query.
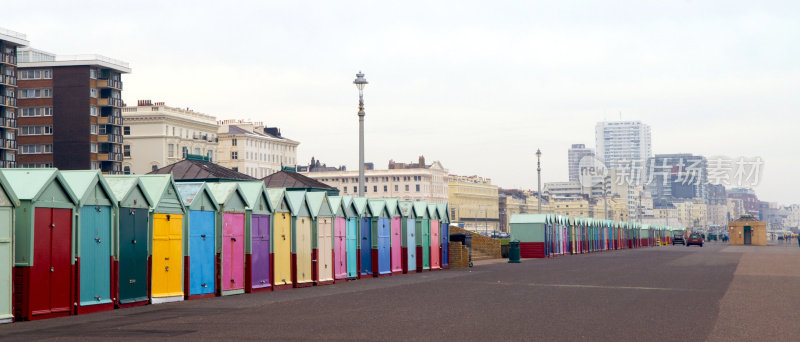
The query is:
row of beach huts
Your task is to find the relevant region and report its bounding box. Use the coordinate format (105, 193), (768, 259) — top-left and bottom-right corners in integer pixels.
(509, 214), (687, 258)
(0, 169), (451, 323)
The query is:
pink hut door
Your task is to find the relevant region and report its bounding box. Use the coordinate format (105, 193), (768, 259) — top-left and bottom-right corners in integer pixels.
(223, 213), (245, 291)
(334, 217), (347, 279)
(390, 217), (402, 272)
(430, 219), (440, 269)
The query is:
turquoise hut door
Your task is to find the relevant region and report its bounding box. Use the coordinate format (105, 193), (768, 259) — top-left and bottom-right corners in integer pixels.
(346, 218), (358, 278)
(79, 206), (112, 307)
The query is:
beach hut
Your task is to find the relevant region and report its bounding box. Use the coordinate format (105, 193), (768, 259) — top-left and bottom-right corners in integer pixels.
(398, 201), (417, 273)
(368, 199), (391, 277)
(206, 183), (250, 296)
(138, 175), (187, 304)
(61, 170), (118, 315)
(327, 196), (348, 283)
(352, 197), (372, 278)
(427, 204), (441, 270)
(174, 182), (218, 299)
(341, 196), (359, 279)
(0, 172), (18, 324)
(237, 181), (273, 293)
(436, 203), (450, 269)
(285, 190), (313, 287)
(509, 214), (548, 258)
(104, 176), (153, 308)
(412, 201), (430, 272)
(2, 169), (78, 321)
(385, 199), (402, 275)
(306, 191), (334, 285)
(267, 188), (293, 290)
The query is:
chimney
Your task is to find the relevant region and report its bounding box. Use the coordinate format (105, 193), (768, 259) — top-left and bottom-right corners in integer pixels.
(418, 155), (425, 167)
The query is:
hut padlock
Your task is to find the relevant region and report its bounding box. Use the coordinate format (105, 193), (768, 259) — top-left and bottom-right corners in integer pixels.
(95, 206), (101, 212)
(51, 223), (55, 228)
(129, 279), (136, 284)
(50, 267), (54, 272)
(165, 266), (169, 272)
(260, 280), (266, 284)
(95, 237), (101, 244)
(201, 283), (207, 287)
(95, 296), (101, 301)
(201, 234), (206, 239)
(132, 239), (137, 244)
(231, 279), (235, 283)
(231, 237), (236, 242)
(282, 234), (286, 240)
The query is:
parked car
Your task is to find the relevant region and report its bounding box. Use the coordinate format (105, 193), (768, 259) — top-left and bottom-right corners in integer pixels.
(686, 233), (704, 247)
(490, 230), (510, 239)
(672, 232), (685, 245)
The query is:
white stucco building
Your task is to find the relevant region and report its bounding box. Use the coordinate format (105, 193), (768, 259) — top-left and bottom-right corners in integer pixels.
(122, 100), (218, 174)
(595, 120), (652, 171)
(216, 120), (299, 179)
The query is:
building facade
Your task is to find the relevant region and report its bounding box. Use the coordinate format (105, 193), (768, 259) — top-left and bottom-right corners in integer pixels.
(0, 28), (28, 168)
(595, 120), (652, 171)
(448, 175), (499, 233)
(300, 157), (448, 203)
(568, 143), (595, 182)
(216, 120), (299, 179)
(16, 47), (130, 173)
(121, 100), (218, 174)
(727, 188), (760, 217)
(645, 153), (708, 203)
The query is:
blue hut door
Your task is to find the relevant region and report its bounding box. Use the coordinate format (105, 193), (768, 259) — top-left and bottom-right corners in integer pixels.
(79, 205), (112, 307)
(406, 219), (416, 272)
(441, 222), (448, 267)
(360, 218), (372, 275)
(189, 210), (215, 295)
(346, 218), (358, 278)
(378, 218), (390, 275)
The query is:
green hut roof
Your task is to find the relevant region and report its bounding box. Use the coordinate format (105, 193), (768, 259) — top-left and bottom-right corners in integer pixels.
(61, 170), (118, 208)
(103, 176), (154, 208)
(384, 198), (399, 217)
(175, 182), (220, 211)
(237, 181), (272, 212)
(0, 169), (78, 204)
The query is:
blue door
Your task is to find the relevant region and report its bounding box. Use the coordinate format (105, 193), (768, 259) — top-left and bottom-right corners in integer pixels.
(406, 218), (416, 272)
(441, 222), (448, 267)
(378, 218), (391, 275)
(79, 206), (112, 307)
(189, 210), (215, 296)
(346, 218), (358, 278)
(360, 218), (372, 276)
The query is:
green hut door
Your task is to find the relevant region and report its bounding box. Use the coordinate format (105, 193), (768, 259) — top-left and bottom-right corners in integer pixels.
(118, 208), (149, 304)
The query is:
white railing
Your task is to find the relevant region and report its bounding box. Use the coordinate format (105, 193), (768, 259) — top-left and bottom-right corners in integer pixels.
(0, 27), (27, 40)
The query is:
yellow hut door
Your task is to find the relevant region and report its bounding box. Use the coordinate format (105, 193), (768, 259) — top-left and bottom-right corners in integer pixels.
(274, 212), (292, 286)
(152, 214), (183, 297)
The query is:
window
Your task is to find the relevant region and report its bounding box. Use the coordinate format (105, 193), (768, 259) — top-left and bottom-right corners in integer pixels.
(18, 88), (52, 99)
(232, 167), (238, 172)
(416, 184), (420, 192)
(123, 145), (131, 157)
(123, 126), (130, 135)
(90, 124), (98, 134)
(168, 144), (174, 157)
(231, 138), (237, 146)
(19, 69), (52, 80)
(395, 185), (399, 191)
(182, 146), (188, 159)
(123, 166), (131, 175)
(194, 148), (200, 155)
(151, 165), (158, 172)
(353, 186), (357, 193)
(231, 151), (238, 159)
(20, 144), (52, 154)
(405, 185), (409, 191)
(384, 185), (388, 192)
(343, 187), (347, 193)
(207, 150), (213, 162)
(90, 106), (98, 116)
(89, 69), (98, 79)
(373, 186), (378, 192)
(89, 88), (98, 98)
(90, 143), (98, 153)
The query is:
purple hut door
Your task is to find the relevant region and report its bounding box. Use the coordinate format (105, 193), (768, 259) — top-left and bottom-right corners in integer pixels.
(334, 217), (347, 279)
(251, 214), (271, 289)
(390, 217), (402, 273)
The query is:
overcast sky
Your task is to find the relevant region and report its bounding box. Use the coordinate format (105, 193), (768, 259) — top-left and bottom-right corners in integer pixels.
(5, 1), (799, 203)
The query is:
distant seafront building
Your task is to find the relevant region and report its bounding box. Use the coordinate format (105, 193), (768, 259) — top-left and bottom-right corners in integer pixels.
(121, 100), (219, 174)
(216, 120), (299, 179)
(300, 156), (448, 203)
(645, 153), (708, 204)
(567, 144), (595, 182)
(595, 120), (652, 172)
(448, 174), (499, 232)
(16, 47), (130, 173)
(0, 27), (28, 168)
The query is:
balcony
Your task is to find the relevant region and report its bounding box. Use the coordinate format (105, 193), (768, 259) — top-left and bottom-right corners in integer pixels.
(97, 133), (122, 143)
(97, 79), (123, 90)
(0, 95), (16, 107)
(0, 53), (16, 65)
(0, 138), (16, 149)
(97, 134), (109, 143)
(97, 152), (123, 162)
(97, 97), (123, 107)
(0, 118), (16, 128)
(0, 160), (16, 168)
(0, 75), (15, 86)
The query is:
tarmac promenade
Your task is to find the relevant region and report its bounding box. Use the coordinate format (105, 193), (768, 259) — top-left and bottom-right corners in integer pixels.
(1, 242), (798, 341)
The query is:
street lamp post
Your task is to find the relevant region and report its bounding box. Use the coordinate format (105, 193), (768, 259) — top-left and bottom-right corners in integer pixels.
(354, 71), (368, 197)
(536, 149), (542, 214)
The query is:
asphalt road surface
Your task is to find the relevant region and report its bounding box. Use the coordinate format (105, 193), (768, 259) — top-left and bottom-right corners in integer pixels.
(2, 242), (799, 341)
